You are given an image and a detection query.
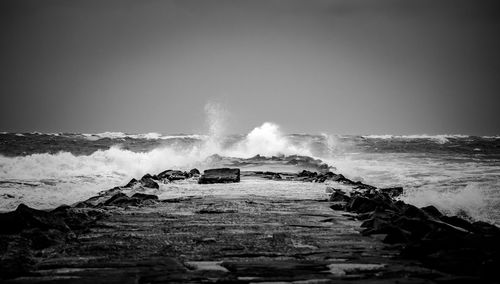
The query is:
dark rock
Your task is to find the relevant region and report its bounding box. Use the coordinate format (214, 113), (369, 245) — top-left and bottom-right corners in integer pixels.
(124, 174), (159, 189)
(329, 191), (351, 202)
(379, 187), (404, 198)
(383, 226), (412, 244)
(439, 215), (475, 232)
(330, 202), (347, 211)
(124, 178), (138, 188)
(158, 170), (188, 181)
(103, 193), (135, 206)
(272, 173), (282, 180)
(140, 174), (160, 188)
(0, 204), (69, 235)
(353, 181), (377, 191)
(393, 216), (433, 239)
(103, 192), (127, 204)
(189, 168), (200, 176)
(421, 205), (443, 219)
(401, 204), (431, 220)
(472, 221), (500, 236)
(131, 193), (159, 201)
(329, 173), (346, 182)
(298, 170), (317, 178)
(346, 196), (378, 213)
(198, 168), (240, 184)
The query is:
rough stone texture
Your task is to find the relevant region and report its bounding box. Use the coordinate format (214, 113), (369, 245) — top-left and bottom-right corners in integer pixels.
(198, 168), (240, 184)
(0, 197), (449, 283)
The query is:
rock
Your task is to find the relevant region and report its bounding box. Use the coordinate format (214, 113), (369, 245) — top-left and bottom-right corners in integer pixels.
(198, 168), (240, 184)
(272, 173), (282, 180)
(379, 187), (404, 198)
(124, 178), (138, 188)
(330, 202), (347, 211)
(158, 170), (188, 181)
(189, 168), (200, 177)
(440, 216), (474, 232)
(472, 221), (500, 236)
(103, 193), (133, 206)
(421, 205), (443, 219)
(352, 181), (377, 191)
(346, 196), (378, 213)
(0, 204), (70, 235)
(298, 170), (317, 178)
(124, 174), (159, 188)
(401, 204), (432, 220)
(393, 216), (433, 239)
(383, 226), (412, 244)
(101, 193), (159, 207)
(140, 174), (160, 188)
(329, 190), (351, 202)
(131, 193), (159, 201)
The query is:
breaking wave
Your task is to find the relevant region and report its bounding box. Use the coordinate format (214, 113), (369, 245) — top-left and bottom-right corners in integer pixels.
(362, 134), (471, 144)
(1, 103), (499, 223)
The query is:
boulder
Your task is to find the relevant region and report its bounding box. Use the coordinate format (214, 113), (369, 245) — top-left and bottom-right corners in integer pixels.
(330, 202), (347, 211)
(103, 193), (132, 206)
(158, 170), (188, 181)
(0, 204), (69, 235)
(472, 221), (500, 236)
(440, 215), (474, 232)
(329, 190), (351, 202)
(124, 174), (159, 189)
(198, 168), (240, 184)
(189, 168), (201, 177)
(346, 196), (378, 213)
(124, 178), (138, 188)
(140, 174), (160, 188)
(298, 170), (317, 178)
(421, 205), (443, 219)
(131, 193), (159, 201)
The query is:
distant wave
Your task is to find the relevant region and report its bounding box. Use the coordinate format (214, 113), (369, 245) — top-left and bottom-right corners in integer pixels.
(361, 134), (474, 144)
(81, 132), (208, 140)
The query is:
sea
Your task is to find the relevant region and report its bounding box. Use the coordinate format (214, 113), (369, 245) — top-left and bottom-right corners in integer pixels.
(1, 122), (499, 224)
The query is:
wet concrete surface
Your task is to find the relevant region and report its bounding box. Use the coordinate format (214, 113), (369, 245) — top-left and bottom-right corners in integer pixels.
(3, 196), (451, 283)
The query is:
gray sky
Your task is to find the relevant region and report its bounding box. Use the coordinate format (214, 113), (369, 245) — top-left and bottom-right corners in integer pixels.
(1, 0), (499, 135)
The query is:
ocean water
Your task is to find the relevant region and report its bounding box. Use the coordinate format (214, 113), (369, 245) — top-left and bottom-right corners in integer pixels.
(1, 124), (499, 224)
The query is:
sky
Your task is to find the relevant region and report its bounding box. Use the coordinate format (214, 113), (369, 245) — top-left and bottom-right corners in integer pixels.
(1, 0), (500, 135)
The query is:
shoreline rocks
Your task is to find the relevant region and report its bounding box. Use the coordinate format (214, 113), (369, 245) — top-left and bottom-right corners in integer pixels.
(198, 168), (240, 184)
(326, 184), (500, 280)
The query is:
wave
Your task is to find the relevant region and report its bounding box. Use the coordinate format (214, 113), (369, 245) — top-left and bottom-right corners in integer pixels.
(400, 183), (498, 224)
(0, 122), (315, 181)
(362, 134), (473, 144)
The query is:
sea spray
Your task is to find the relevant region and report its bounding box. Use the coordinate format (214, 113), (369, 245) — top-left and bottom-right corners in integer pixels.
(0, 117), (499, 222)
(203, 101), (228, 155)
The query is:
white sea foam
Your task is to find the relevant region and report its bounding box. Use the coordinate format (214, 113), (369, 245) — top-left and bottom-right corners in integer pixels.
(362, 134), (472, 144)
(400, 183), (498, 224)
(1, 103), (499, 223)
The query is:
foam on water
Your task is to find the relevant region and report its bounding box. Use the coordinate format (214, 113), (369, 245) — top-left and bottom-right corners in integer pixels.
(1, 103), (499, 223)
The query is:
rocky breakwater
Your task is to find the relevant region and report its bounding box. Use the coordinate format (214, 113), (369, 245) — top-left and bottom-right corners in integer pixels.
(198, 168), (240, 184)
(328, 184), (500, 281)
(2, 160), (500, 283)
